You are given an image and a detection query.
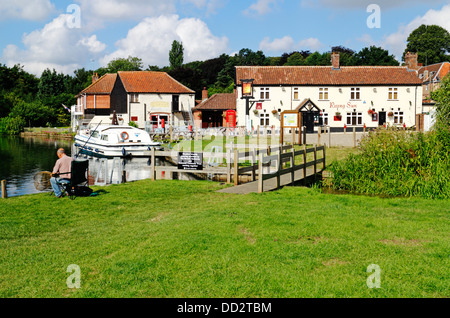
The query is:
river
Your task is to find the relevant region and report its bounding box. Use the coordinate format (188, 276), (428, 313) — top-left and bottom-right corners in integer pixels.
(0, 135), (183, 198)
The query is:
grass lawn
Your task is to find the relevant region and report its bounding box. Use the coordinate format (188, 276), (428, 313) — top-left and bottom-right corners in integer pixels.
(0, 178), (448, 298)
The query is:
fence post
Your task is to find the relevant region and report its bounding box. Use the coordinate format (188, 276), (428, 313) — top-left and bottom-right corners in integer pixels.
(277, 147), (281, 190)
(303, 144), (307, 186)
(314, 145), (317, 182)
(258, 152), (264, 193)
(151, 148), (156, 181)
(353, 126), (356, 148)
(328, 126), (331, 148)
(257, 125), (260, 147)
(291, 147), (295, 186)
(318, 127), (321, 146)
(323, 146), (326, 170)
(234, 148), (239, 186)
(251, 147), (256, 182)
(226, 148), (232, 184)
(1, 180), (7, 199)
(303, 126), (307, 145)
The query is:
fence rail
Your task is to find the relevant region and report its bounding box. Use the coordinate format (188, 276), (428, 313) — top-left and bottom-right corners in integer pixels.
(148, 144), (325, 193)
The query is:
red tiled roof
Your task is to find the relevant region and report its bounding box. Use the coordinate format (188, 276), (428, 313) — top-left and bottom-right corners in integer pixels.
(118, 71), (195, 94)
(79, 73), (117, 95)
(236, 66), (422, 86)
(418, 62), (450, 82)
(194, 93), (236, 110)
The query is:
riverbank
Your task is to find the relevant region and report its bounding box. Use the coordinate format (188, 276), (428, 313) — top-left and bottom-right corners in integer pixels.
(21, 127), (74, 140)
(0, 179), (448, 298)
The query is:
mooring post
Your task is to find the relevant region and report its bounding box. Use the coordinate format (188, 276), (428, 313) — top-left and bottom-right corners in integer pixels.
(1, 180), (7, 199)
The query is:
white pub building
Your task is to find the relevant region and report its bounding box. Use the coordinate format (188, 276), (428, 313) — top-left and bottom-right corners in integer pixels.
(235, 53), (423, 133)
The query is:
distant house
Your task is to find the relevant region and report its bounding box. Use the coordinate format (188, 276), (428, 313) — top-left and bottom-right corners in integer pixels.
(418, 62), (450, 100)
(193, 88), (237, 128)
(76, 71), (196, 129)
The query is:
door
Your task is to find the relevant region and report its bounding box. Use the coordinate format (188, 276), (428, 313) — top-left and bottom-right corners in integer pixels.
(172, 95), (180, 112)
(302, 112), (315, 133)
(378, 112), (386, 126)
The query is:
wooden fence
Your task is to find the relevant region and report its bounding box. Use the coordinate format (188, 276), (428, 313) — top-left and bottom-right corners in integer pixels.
(147, 144), (326, 193)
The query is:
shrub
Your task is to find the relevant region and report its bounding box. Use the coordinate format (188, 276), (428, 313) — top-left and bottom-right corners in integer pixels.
(323, 127), (450, 199)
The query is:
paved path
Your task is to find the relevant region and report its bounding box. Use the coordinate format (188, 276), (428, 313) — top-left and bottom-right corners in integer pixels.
(217, 166), (319, 195)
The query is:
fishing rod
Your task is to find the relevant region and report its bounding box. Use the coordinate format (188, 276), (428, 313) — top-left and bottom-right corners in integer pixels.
(75, 120), (102, 159)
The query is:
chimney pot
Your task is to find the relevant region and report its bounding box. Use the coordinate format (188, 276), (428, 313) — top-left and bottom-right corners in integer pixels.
(202, 87), (208, 101)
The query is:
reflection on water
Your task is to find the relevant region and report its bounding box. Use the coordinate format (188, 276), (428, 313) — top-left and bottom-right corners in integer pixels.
(0, 136), (73, 197)
(0, 135), (179, 198)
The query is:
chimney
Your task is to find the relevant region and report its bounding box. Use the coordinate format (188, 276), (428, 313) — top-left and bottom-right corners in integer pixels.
(92, 72), (99, 84)
(405, 52), (419, 70)
(331, 52), (340, 70)
(202, 87), (208, 101)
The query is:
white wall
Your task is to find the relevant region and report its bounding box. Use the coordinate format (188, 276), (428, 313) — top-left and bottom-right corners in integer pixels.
(124, 93), (195, 128)
(236, 85), (423, 130)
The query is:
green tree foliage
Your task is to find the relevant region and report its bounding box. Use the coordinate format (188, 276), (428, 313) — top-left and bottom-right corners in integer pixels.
(105, 56), (144, 73)
(285, 52), (305, 66)
(403, 24), (450, 65)
(169, 40), (184, 69)
(354, 46), (399, 66)
(431, 74), (450, 130)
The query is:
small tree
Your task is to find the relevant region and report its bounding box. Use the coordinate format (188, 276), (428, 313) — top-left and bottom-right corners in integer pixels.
(431, 74), (450, 130)
(169, 40), (184, 69)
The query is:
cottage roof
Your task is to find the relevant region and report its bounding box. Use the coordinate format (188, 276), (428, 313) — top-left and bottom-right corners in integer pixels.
(235, 66), (422, 86)
(79, 73), (117, 95)
(418, 62), (450, 83)
(194, 93), (237, 111)
(118, 71), (195, 94)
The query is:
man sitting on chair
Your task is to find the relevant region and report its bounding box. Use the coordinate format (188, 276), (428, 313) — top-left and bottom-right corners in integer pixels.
(50, 148), (73, 198)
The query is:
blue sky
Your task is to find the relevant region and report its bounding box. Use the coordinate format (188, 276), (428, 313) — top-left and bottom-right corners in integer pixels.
(1, 0), (450, 75)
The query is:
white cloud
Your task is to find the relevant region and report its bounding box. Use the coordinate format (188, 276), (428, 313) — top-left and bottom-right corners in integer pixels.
(260, 36), (295, 52)
(259, 36), (323, 53)
(243, 0), (281, 16)
(100, 15), (229, 67)
(382, 4), (450, 60)
(0, 0), (54, 21)
(1, 14), (106, 75)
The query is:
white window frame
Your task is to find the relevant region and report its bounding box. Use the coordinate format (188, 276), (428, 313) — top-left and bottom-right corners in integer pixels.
(319, 88), (329, 101)
(260, 113), (270, 126)
(130, 93), (139, 103)
(321, 112), (329, 126)
(350, 87), (361, 100)
(346, 112), (363, 126)
(293, 88), (300, 100)
(394, 111), (404, 124)
(388, 88), (398, 101)
(260, 87), (270, 100)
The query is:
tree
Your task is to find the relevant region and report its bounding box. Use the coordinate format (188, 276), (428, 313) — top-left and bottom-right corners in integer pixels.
(404, 24), (450, 65)
(169, 40), (184, 69)
(431, 74), (450, 129)
(38, 69), (67, 99)
(284, 52), (305, 66)
(355, 46), (399, 66)
(106, 56), (143, 73)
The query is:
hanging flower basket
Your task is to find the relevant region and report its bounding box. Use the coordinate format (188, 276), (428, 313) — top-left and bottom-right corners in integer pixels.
(368, 109), (374, 115)
(388, 112), (394, 117)
(253, 109), (259, 115)
(272, 109), (278, 115)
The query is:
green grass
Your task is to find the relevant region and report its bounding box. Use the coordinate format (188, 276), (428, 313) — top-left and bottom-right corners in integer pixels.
(0, 180), (448, 298)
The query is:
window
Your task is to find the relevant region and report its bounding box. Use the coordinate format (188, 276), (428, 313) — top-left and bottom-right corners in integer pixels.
(293, 88), (299, 100)
(394, 111), (404, 124)
(319, 88), (329, 100)
(321, 112), (329, 126)
(260, 88), (270, 100)
(260, 113), (270, 126)
(388, 88), (398, 100)
(350, 88), (361, 100)
(130, 93), (139, 103)
(346, 112), (363, 126)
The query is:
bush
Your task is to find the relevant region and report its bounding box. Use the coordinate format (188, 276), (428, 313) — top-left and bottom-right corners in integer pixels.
(323, 127), (450, 199)
(128, 121), (138, 128)
(0, 116), (26, 135)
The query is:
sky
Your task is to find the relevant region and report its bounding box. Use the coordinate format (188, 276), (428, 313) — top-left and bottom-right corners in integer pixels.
(1, 0), (450, 76)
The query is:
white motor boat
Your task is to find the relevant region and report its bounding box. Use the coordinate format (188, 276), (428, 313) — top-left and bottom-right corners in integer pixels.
(74, 125), (163, 158)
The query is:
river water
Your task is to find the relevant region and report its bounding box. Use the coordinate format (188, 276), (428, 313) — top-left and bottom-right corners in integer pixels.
(0, 135), (172, 198)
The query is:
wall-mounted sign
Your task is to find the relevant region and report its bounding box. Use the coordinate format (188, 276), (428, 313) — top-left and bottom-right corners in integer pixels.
(256, 103), (263, 110)
(178, 152), (203, 171)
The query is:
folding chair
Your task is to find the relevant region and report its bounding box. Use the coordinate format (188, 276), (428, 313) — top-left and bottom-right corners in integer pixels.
(60, 160), (90, 200)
